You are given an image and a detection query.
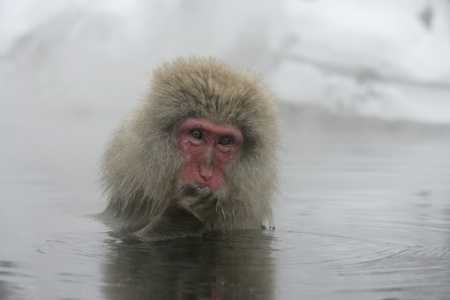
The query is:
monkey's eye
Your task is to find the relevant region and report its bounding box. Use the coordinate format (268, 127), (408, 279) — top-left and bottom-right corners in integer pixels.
(190, 129), (203, 140)
(218, 136), (232, 145)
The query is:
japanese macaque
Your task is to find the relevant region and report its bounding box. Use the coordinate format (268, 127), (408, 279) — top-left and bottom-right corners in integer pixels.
(100, 57), (279, 237)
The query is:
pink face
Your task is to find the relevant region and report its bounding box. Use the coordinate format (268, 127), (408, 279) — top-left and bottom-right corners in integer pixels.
(176, 118), (243, 191)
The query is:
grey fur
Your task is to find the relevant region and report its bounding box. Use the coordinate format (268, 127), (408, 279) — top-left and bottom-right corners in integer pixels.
(100, 57), (279, 233)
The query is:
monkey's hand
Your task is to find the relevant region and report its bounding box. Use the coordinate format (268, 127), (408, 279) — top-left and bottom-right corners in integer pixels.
(174, 182), (218, 223)
(136, 182), (217, 237)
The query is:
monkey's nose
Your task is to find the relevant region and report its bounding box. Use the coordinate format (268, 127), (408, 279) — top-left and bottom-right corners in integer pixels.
(199, 151), (215, 182)
(199, 167), (214, 182)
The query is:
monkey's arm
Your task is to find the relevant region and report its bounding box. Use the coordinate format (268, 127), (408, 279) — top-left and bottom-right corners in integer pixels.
(135, 183), (217, 237)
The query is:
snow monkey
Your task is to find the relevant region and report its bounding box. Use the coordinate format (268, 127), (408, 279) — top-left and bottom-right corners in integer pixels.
(100, 57), (279, 237)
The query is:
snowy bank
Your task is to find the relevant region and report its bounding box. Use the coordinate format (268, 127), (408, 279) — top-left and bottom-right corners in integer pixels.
(1, 0), (449, 124)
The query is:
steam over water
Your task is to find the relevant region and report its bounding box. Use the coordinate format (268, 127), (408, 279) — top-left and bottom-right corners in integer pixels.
(1, 1), (450, 299)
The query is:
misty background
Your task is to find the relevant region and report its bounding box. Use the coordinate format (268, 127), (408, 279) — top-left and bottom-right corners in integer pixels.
(1, 0), (450, 126)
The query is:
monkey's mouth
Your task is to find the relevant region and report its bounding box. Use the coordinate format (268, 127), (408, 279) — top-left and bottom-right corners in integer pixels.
(195, 165), (222, 190)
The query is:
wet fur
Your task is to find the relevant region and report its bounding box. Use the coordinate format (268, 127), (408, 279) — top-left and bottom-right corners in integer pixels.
(100, 57), (279, 233)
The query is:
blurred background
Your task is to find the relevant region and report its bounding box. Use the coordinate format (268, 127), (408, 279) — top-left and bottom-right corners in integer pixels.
(1, 0), (450, 125)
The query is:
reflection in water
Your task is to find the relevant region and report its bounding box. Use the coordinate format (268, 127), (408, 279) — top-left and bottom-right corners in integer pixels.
(0, 261), (18, 299)
(102, 231), (275, 300)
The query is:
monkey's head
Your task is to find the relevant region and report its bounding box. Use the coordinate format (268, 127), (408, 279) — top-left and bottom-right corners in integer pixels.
(102, 57), (279, 231)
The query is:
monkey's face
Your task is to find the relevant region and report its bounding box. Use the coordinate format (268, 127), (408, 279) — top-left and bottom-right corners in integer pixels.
(175, 118), (243, 191)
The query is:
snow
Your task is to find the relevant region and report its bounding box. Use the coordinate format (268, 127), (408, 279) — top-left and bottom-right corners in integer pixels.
(1, 0), (449, 124)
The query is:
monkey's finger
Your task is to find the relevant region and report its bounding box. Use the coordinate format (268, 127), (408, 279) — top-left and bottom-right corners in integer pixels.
(179, 182), (206, 197)
(191, 194), (217, 210)
(191, 182), (205, 189)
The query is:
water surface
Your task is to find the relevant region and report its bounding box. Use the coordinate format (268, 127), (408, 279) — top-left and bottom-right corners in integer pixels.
(1, 109), (450, 299)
